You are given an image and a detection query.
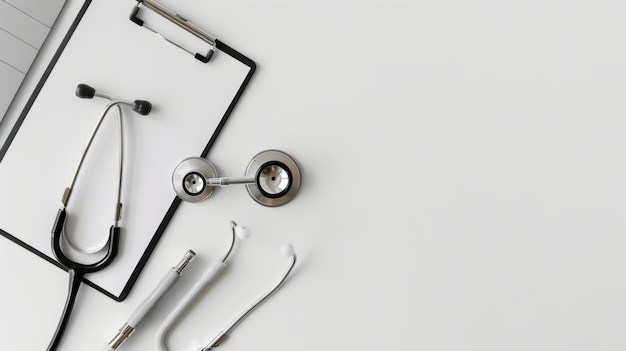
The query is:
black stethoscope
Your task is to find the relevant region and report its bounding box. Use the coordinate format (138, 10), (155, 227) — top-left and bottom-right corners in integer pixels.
(48, 84), (152, 351)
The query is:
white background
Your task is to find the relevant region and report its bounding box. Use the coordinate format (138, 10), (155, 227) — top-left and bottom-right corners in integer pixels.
(1, 0), (626, 350)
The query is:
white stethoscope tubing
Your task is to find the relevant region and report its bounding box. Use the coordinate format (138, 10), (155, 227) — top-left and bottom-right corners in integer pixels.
(200, 249), (296, 351)
(155, 238), (297, 351)
(155, 261), (226, 351)
(128, 267), (184, 328)
(104, 251), (195, 351)
(155, 221), (242, 351)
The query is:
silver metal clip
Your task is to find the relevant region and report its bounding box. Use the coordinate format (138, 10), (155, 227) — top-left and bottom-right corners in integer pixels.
(129, 0), (217, 63)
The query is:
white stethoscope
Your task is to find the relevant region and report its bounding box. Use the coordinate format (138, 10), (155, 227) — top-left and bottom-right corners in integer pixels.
(104, 221), (298, 351)
(154, 222), (297, 351)
(49, 84), (152, 351)
(172, 149), (302, 206)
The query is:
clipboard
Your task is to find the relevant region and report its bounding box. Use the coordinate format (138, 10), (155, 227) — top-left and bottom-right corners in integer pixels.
(0, 0), (256, 301)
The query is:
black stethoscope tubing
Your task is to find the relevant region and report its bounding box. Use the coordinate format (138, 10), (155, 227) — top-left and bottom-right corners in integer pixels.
(49, 211), (120, 351)
(47, 84), (151, 351)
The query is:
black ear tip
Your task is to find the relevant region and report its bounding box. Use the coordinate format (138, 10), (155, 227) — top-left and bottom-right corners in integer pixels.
(75, 84), (96, 99)
(133, 100), (152, 115)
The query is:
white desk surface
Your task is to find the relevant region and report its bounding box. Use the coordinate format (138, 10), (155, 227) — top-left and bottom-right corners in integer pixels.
(1, 0), (626, 350)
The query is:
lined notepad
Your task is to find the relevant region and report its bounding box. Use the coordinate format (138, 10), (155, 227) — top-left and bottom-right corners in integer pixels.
(0, 0), (66, 120)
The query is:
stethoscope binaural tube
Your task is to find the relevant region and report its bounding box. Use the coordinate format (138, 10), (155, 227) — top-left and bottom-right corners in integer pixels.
(47, 84), (152, 351)
(62, 85), (152, 245)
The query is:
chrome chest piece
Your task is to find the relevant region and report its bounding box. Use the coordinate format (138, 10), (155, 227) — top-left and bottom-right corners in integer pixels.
(172, 150), (301, 207)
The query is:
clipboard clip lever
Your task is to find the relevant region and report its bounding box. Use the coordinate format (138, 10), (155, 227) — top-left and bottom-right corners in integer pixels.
(130, 0), (217, 63)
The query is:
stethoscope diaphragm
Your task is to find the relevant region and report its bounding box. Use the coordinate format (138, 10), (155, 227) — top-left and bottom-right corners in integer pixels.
(245, 150), (301, 206)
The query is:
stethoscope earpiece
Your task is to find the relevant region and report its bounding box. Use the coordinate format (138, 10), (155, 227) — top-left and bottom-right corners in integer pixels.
(75, 83), (96, 99)
(132, 100), (152, 115)
(233, 223), (251, 240)
(172, 150), (301, 207)
(280, 243), (296, 257)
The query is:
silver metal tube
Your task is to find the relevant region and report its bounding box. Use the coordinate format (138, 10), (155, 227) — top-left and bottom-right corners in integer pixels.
(174, 250), (196, 275)
(222, 177), (255, 185)
(107, 324), (135, 350)
(64, 100), (131, 219)
(206, 177), (255, 187)
(92, 93), (124, 224)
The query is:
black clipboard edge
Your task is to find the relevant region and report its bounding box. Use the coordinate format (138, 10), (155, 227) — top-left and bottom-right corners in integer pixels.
(120, 41), (257, 302)
(202, 39), (257, 158)
(0, 226), (122, 300)
(0, 0), (257, 302)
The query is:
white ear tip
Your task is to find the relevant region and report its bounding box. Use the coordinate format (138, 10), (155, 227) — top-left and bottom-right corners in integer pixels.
(280, 243), (296, 257)
(235, 225), (251, 240)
